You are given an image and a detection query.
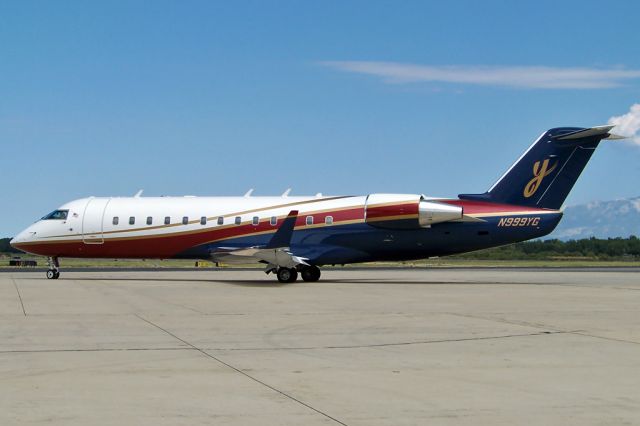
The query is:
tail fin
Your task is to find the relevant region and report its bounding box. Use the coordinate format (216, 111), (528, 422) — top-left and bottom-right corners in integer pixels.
(459, 125), (623, 209)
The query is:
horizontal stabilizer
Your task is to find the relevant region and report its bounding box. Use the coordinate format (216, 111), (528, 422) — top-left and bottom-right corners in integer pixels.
(555, 125), (625, 141)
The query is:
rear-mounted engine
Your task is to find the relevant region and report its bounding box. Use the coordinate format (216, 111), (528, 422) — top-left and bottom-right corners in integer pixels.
(365, 194), (463, 229)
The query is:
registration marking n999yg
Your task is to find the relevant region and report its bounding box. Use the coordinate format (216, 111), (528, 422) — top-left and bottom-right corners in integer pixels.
(497, 217), (540, 227)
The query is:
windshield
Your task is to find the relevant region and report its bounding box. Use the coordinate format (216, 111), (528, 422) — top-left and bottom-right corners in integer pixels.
(41, 210), (69, 220)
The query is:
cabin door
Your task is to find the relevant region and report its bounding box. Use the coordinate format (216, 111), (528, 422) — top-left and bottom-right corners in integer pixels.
(82, 198), (110, 244)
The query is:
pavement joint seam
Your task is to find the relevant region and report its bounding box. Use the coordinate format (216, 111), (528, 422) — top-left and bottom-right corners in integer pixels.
(134, 314), (349, 426)
(11, 278), (27, 316)
(0, 347), (196, 354)
(445, 312), (566, 333)
(92, 279), (207, 315)
(200, 331), (570, 351)
(0, 331), (570, 355)
(569, 331), (640, 346)
(447, 313), (640, 346)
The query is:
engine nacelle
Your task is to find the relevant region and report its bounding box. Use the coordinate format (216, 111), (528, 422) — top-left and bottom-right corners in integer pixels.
(365, 194), (463, 229)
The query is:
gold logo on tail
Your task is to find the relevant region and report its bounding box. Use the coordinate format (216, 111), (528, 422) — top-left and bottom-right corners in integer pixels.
(524, 159), (557, 198)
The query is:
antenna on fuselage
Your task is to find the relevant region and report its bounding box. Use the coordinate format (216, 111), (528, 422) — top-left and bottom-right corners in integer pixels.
(243, 188), (254, 198)
(134, 189), (143, 198)
(281, 188), (291, 198)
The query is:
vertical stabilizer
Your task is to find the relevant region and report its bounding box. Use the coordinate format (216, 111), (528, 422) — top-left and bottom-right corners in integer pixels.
(459, 126), (620, 209)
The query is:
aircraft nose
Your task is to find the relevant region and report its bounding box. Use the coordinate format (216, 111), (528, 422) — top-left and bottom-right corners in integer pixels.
(10, 229), (31, 249)
(9, 236), (22, 251)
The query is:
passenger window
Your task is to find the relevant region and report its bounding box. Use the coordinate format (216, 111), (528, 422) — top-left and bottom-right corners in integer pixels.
(325, 216), (333, 225)
(182, 216), (189, 225)
(113, 217), (119, 225)
(270, 216), (277, 226)
(129, 216), (135, 225)
(164, 216), (170, 225)
(306, 216), (313, 225)
(200, 216), (207, 225)
(146, 216), (153, 225)
(252, 216), (259, 226)
(217, 216), (224, 225)
(235, 216), (241, 225)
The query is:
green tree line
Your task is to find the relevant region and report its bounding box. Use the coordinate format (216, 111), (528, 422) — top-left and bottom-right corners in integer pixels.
(0, 238), (20, 253)
(454, 236), (640, 260)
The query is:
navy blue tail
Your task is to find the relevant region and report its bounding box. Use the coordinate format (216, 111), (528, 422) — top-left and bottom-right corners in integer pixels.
(459, 126), (615, 210)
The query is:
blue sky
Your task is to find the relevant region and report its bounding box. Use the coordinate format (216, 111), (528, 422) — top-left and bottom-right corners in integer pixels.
(2, 0), (640, 236)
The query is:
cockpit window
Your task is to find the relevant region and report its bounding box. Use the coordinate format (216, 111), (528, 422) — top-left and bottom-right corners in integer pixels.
(42, 210), (69, 220)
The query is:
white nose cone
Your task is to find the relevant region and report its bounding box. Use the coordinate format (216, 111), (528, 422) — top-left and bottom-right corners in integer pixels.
(10, 227), (35, 247)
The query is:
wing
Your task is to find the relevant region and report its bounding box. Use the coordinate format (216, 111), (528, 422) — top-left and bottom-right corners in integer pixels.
(210, 210), (309, 270)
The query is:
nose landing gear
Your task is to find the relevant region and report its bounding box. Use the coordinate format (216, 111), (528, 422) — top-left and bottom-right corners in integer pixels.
(46, 257), (60, 279)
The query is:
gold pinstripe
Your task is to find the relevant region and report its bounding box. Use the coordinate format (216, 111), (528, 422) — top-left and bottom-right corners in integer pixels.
(21, 202), (366, 246)
(16, 201), (561, 248)
(41, 196), (355, 239)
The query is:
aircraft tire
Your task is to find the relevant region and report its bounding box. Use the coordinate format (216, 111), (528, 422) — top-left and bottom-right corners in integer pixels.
(277, 267), (298, 283)
(46, 269), (59, 280)
(301, 266), (321, 282)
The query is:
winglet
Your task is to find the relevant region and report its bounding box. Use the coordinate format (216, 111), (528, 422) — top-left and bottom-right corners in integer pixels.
(265, 210), (298, 249)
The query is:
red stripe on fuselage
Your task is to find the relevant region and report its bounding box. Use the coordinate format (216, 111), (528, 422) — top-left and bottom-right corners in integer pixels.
(15, 206), (366, 258)
(15, 198), (546, 259)
(365, 202), (419, 221)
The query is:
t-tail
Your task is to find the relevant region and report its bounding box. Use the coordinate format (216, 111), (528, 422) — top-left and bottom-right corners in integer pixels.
(459, 125), (624, 209)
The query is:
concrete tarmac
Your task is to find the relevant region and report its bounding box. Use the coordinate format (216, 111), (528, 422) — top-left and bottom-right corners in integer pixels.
(1, 268), (639, 425)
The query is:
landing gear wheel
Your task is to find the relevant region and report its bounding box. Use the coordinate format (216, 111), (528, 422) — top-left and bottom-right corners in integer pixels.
(46, 256), (60, 279)
(277, 267), (298, 283)
(301, 266), (321, 282)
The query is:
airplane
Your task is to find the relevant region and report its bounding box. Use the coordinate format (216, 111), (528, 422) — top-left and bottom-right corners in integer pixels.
(10, 125), (624, 283)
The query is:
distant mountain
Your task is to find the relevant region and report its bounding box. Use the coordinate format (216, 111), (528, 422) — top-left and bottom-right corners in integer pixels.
(549, 197), (640, 240)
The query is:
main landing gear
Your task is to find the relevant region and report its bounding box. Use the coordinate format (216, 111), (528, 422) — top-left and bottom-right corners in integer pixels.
(273, 265), (322, 283)
(46, 257), (60, 280)
(276, 267), (297, 283)
(300, 265), (321, 282)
